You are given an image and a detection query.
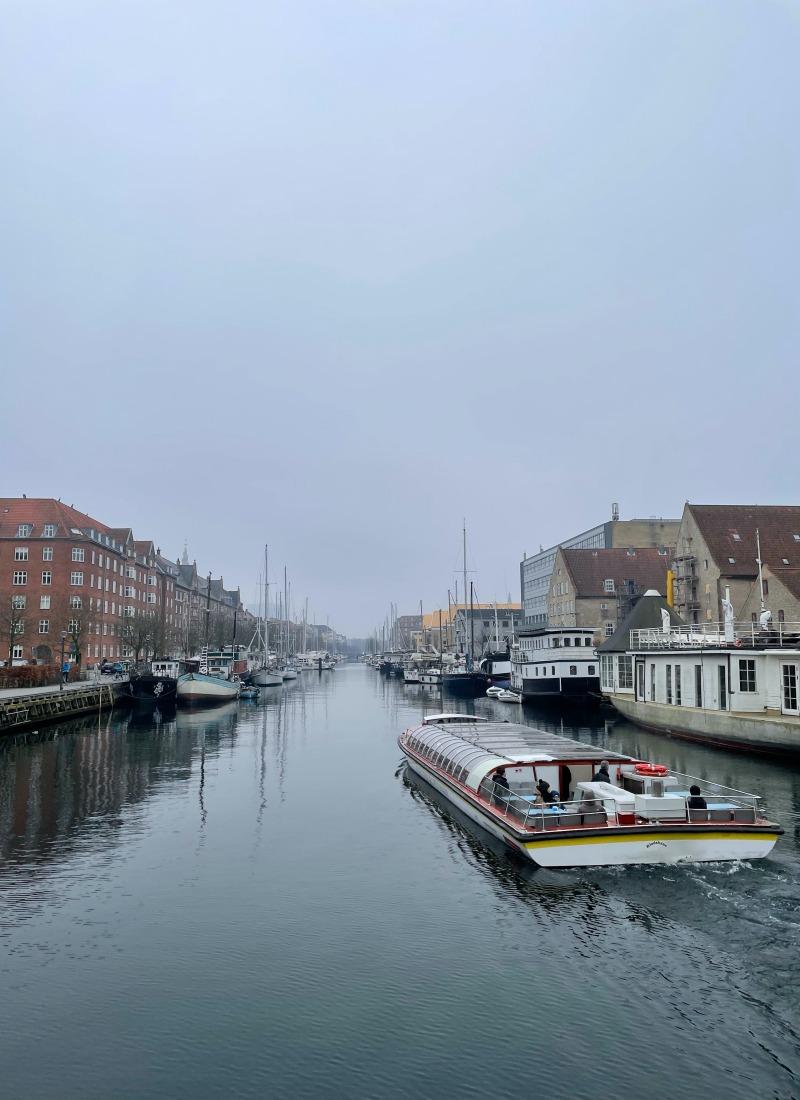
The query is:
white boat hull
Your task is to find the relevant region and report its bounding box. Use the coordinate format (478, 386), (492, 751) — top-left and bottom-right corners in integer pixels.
(177, 673), (240, 704)
(252, 668), (284, 687)
(405, 757), (779, 868)
(281, 669), (299, 680)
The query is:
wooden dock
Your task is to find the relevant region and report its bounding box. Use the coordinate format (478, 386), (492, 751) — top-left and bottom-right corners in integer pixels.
(0, 683), (120, 736)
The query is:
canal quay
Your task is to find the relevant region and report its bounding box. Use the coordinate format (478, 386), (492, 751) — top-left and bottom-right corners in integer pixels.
(1, 665), (799, 1099)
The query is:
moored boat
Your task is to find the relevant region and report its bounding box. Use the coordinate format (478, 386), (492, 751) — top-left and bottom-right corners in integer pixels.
(177, 670), (240, 704)
(398, 714), (781, 867)
(496, 689), (521, 703)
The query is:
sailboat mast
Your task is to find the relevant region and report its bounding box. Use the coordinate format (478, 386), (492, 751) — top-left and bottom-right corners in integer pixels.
(264, 544), (270, 663)
(462, 519), (468, 658)
(284, 566), (289, 660)
(756, 528), (766, 613)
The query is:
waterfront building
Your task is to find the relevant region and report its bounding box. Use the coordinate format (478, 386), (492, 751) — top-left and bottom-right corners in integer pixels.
(451, 602), (521, 655)
(548, 546), (672, 644)
(672, 503), (800, 626)
(520, 505), (680, 627)
(0, 498), (255, 667)
(598, 589), (800, 754)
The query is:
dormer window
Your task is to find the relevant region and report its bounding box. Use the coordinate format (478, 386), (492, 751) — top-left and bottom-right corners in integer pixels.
(783, 558), (790, 565)
(43, 524), (56, 537)
(603, 578), (615, 593)
(732, 533), (741, 541)
(728, 557), (736, 564)
(17, 524), (32, 537)
(794, 535), (800, 542)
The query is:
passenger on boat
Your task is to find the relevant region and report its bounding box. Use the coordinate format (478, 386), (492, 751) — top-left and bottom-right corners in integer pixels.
(493, 768), (510, 791)
(687, 785), (707, 810)
(535, 779), (558, 805)
(592, 760), (611, 784)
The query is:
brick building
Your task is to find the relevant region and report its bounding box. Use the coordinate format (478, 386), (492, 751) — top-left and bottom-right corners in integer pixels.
(672, 503), (800, 625)
(0, 498), (254, 667)
(547, 546), (673, 643)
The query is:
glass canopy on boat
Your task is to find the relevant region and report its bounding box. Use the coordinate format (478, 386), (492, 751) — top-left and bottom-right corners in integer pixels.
(406, 719), (631, 791)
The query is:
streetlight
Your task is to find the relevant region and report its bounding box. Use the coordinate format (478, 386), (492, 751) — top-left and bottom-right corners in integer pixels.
(59, 630), (68, 691)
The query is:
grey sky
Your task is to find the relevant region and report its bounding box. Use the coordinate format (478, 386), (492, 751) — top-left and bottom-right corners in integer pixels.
(2, 1), (798, 635)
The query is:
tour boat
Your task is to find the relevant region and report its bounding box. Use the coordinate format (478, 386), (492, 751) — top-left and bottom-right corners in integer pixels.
(399, 715), (781, 867)
(511, 627), (599, 700)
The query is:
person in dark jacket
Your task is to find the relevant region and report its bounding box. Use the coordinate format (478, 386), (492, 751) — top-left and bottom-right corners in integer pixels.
(493, 768), (510, 791)
(592, 760), (611, 784)
(536, 779), (557, 804)
(687, 785), (707, 809)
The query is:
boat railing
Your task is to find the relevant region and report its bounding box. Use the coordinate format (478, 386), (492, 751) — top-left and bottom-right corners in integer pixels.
(477, 776), (760, 828)
(631, 622), (800, 650)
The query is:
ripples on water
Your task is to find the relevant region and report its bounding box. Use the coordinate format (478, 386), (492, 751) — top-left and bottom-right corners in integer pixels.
(0, 666), (798, 1099)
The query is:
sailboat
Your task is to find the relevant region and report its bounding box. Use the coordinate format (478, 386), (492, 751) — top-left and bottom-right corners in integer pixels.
(177, 575), (241, 705)
(441, 522), (490, 697)
(280, 567), (299, 679)
(252, 544), (284, 687)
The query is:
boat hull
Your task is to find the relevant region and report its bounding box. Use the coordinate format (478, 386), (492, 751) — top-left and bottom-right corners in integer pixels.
(404, 755), (779, 868)
(251, 669), (284, 687)
(177, 673), (240, 705)
(442, 672), (489, 697)
(281, 669), (299, 680)
(518, 676), (600, 699)
(125, 674), (178, 704)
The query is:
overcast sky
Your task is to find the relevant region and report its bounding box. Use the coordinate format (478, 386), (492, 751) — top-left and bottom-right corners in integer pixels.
(2, 1), (798, 635)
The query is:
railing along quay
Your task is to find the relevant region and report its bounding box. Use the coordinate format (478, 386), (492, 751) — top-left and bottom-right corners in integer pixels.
(0, 683), (118, 735)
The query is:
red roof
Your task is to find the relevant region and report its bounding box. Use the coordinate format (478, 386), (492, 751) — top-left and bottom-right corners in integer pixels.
(561, 547), (671, 598)
(687, 504), (800, 598)
(0, 497), (115, 539)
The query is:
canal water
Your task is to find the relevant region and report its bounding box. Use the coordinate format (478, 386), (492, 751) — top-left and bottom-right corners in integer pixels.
(1, 664), (799, 1099)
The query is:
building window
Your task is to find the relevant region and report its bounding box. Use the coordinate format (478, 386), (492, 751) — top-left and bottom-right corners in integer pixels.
(147, 592), (156, 604)
(42, 546), (53, 561)
(675, 665), (682, 705)
(70, 571), (84, 586)
(43, 523), (56, 537)
(124, 586), (134, 598)
(38, 620), (49, 634)
(12, 619), (24, 634)
(603, 579), (615, 593)
(72, 547), (85, 562)
(42, 570), (52, 585)
(11, 595), (25, 609)
(618, 655), (633, 690)
(12, 571), (27, 585)
(14, 547), (28, 561)
(68, 618), (79, 633)
(12, 645), (23, 660)
(762, 579), (769, 596)
(39, 595), (50, 609)
(738, 659), (757, 693)
(70, 595), (82, 609)
(666, 664), (673, 704)
(604, 622), (614, 637)
(17, 524), (32, 537)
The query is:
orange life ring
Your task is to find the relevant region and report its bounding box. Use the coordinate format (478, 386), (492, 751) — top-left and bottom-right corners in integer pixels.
(634, 762), (668, 777)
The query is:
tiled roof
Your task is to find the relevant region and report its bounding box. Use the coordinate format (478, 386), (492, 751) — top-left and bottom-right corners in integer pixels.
(688, 504), (800, 599)
(0, 497), (113, 539)
(561, 547), (671, 598)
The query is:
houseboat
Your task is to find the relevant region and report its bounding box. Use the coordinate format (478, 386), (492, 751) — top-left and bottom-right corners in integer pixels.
(125, 658), (182, 706)
(479, 651), (512, 686)
(511, 627), (599, 700)
(399, 714), (781, 867)
(599, 589), (800, 754)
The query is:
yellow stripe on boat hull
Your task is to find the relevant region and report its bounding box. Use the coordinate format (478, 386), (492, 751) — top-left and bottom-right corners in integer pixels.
(524, 830), (781, 850)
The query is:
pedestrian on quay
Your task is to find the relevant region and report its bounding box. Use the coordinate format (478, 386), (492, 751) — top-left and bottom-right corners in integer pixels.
(61, 660), (70, 685)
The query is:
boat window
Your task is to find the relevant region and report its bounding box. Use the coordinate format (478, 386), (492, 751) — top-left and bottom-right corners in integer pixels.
(564, 637), (571, 647)
(570, 665), (577, 675)
(588, 665), (596, 675)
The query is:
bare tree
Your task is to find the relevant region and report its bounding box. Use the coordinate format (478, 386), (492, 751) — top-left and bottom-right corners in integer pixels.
(1, 591), (26, 667)
(121, 608), (158, 666)
(51, 592), (88, 667)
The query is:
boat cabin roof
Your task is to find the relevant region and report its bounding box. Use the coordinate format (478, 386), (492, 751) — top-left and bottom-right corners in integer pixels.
(408, 719), (632, 792)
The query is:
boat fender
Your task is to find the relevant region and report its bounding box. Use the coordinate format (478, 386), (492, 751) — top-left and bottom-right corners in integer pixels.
(634, 762), (669, 777)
